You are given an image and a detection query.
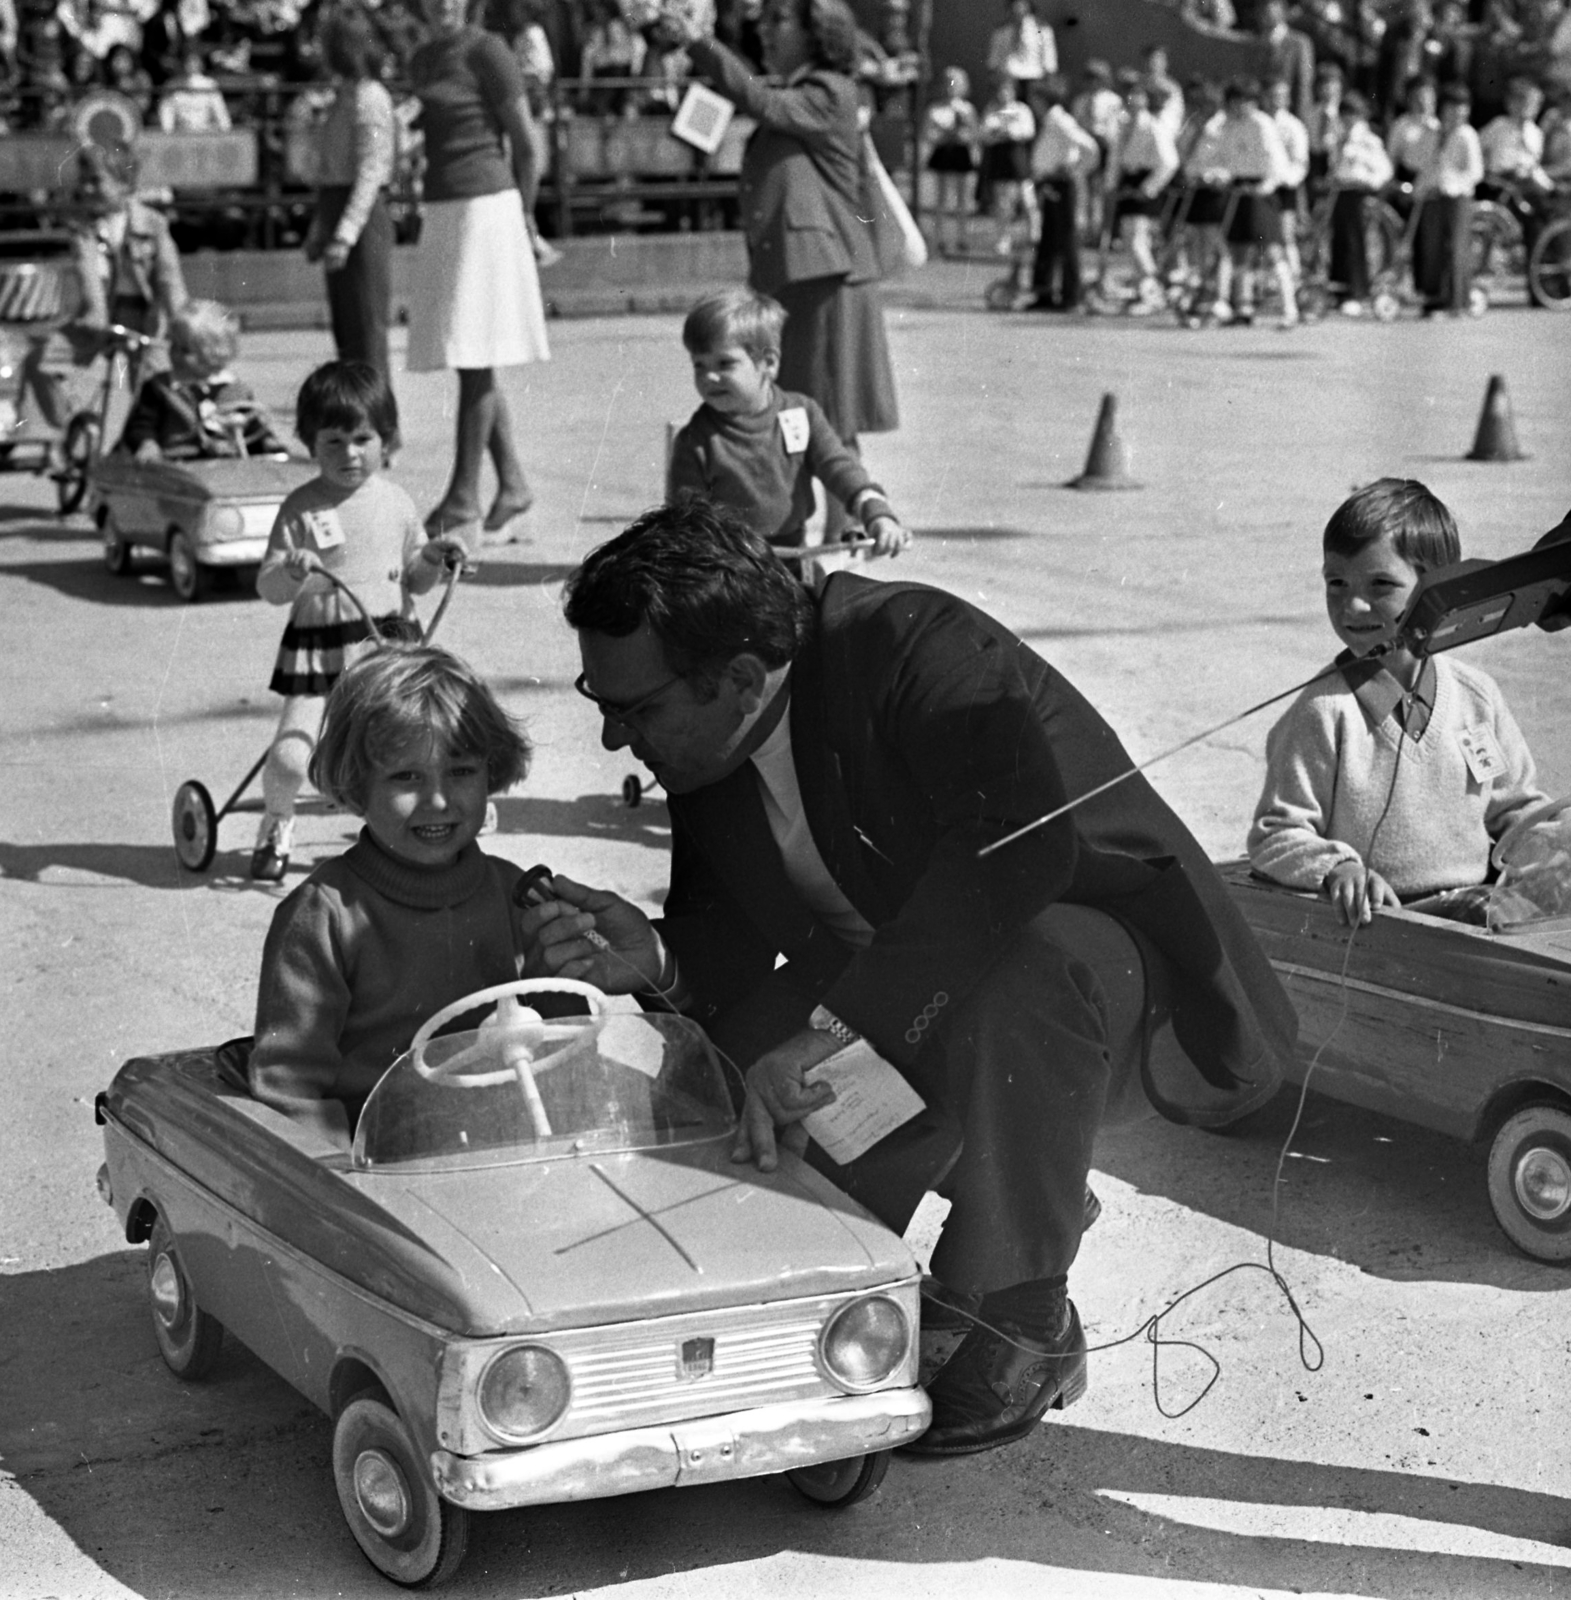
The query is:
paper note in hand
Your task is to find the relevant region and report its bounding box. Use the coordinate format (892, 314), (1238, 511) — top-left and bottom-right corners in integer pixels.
(801, 1040), (925, 1166)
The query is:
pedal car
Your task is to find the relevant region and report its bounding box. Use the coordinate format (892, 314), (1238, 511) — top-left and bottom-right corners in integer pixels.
(95, 979), (929, 1586)
(1221, 861), (1571, 1263)
(93, 452), (314, 602)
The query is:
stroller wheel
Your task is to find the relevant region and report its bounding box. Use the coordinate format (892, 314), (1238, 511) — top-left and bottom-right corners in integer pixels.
(621, 774), (643, 808)
(1467, 285), (1489, 318)
(172, 780), (218, 872)
(55, 411), (100, 516)
(984, 278), (1018, 311)
(1371, 290), (1401, 322)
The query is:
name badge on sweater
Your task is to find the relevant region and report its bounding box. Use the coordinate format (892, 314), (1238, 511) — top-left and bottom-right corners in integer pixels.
(1458, 724), (1506, 783)
(778, 407), (810, 454)
(299, 507), (346, 552)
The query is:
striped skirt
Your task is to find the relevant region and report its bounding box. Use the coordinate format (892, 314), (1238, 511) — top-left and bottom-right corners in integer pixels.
(269, 612), (420, 697)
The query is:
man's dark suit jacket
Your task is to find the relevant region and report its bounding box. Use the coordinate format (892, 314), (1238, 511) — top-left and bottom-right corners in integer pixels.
(658, 574), (1295, 1126)
(688, 38), (880, 297)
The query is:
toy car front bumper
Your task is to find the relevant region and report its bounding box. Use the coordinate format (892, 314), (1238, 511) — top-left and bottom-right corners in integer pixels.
(194, 535), (268, 568)
(431, 1387), (931, 1510)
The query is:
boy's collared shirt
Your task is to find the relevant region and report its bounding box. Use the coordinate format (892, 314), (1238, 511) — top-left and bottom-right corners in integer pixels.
(1338, 651), (1436, 741)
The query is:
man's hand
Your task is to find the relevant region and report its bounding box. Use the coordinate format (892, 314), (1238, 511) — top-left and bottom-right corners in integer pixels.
(322, 239), (351, 273)
(730, 1028), (842, 1173)
(133, 438), (162, 463)
(1325, 859), (1399, 926)
(516, 872), (663, 992)
(866, 515), (912, 558)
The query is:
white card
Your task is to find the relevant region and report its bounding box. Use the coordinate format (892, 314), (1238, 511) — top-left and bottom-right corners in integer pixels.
(300, 507), (346, 551)
(670, 82), (734, 154)
(1459, 725), (1507, 784)
(801, 1038), (925, 1166)
(778, 406), (810, 454)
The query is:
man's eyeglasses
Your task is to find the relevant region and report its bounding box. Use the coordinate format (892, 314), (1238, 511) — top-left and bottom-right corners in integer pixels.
(573, 670), (683, 729)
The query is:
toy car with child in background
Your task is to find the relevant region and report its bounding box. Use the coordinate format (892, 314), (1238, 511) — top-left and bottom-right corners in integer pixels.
(95, 977), (930, 1587)
(73, 311), (315, 602)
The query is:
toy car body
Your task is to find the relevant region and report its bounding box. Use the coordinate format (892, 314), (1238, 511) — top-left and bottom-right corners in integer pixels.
(96, 982), (930, 1585)
(92, 452), (314, 602)
(1221, 861), (1571, 1263)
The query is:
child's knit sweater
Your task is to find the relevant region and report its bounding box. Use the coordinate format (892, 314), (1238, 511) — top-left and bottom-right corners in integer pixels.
(1248, 654), (1545, 896)
(251, 831), (526, 1138)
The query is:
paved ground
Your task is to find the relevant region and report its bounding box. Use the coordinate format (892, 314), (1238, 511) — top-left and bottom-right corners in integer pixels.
(2, 283), (1570, 1600)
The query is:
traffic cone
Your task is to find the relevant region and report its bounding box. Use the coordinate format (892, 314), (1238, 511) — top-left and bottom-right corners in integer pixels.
(1467, 374), (1527, 462)
(1067, 392), (1140, 490)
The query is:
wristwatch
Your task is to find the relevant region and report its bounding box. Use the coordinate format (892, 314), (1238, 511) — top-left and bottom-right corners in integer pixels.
(808, 1005), (860, 1047)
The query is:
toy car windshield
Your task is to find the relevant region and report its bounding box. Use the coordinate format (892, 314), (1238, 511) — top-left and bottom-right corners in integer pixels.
(353, 989), (737, 1173)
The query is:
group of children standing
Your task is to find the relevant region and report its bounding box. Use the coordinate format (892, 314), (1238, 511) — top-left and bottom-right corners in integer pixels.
(921, 47), (1567, 323)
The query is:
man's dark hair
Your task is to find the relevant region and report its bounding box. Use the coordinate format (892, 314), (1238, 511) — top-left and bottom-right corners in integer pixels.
(563, 498), (814, 692)
(295, 358), (399, 449)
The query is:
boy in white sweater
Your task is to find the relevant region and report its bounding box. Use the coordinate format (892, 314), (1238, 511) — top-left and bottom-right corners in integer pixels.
(1249, 479), (1545, 925)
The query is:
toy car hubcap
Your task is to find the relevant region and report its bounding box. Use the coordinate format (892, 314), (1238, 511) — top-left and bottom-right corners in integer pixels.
(353, 1449), (412, 1537)
(1515, 1148), (1571, 1222)
(150, 1253), (184, 1328)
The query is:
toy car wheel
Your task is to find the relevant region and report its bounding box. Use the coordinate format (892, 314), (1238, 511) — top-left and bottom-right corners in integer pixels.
(147, 1214), (225, 1379)
(621, 773), (642, 807)
(333, 1395), (469, 1587)
(984, 278), (1016, 311)
(167, 530), (209, 602)
(171, 779), (217, 871)
(1487, 1105), (1571, 1262)
(55, 411), (99, 515)
(786, 1449), (890, 1508)
(102, 511), (133, 576)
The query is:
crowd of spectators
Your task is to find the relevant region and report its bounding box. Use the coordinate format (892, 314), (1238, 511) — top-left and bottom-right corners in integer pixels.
(0, 0), (928, 135)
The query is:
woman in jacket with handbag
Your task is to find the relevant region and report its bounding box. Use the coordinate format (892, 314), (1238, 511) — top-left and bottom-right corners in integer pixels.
(670, 0), (899, 460)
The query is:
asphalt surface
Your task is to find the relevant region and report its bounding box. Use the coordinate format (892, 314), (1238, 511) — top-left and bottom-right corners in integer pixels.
(3, 277), (1570, 1600)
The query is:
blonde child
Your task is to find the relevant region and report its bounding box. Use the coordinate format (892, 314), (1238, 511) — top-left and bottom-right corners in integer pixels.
(978, 74), (1039, 256)
(666, 288), (910, 557)
(117, 300), (287, 461)
(1249, 479), (1546, 925)
(923, 66), (980, 257)
(250, 644), (532, 1142)
(252, 360), (467, 881)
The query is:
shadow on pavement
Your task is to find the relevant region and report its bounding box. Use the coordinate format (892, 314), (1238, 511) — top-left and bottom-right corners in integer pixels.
(1094, 1087), (1564, 1292)
(0, 839), (210, 889)
(491, 791), (670, 848)
(460, 559), (578, 588)
(3, 553), (257, 607)
(4, 1255), (1565, 1599)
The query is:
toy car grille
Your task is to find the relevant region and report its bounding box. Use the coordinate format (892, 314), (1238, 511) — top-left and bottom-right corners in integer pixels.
(558, 1311), (827, 1433)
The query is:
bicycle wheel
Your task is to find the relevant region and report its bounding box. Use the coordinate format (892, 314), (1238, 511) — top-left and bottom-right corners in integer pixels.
(1528, 216), (1571, 309)
(1469, 200), (1522, 296)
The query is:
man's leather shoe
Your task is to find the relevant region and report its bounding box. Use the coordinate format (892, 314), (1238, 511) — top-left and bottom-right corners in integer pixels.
(903, 1300), (1088, 1456)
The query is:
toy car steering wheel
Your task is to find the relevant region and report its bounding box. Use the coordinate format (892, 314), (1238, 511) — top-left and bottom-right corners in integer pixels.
(409, 980), (609, 1141)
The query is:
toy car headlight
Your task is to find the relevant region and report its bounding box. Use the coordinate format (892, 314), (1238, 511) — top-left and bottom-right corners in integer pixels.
(209, 506), (245, 538)
(819, 1295), (910, 1392)
(478, 1345), (571, 1443)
